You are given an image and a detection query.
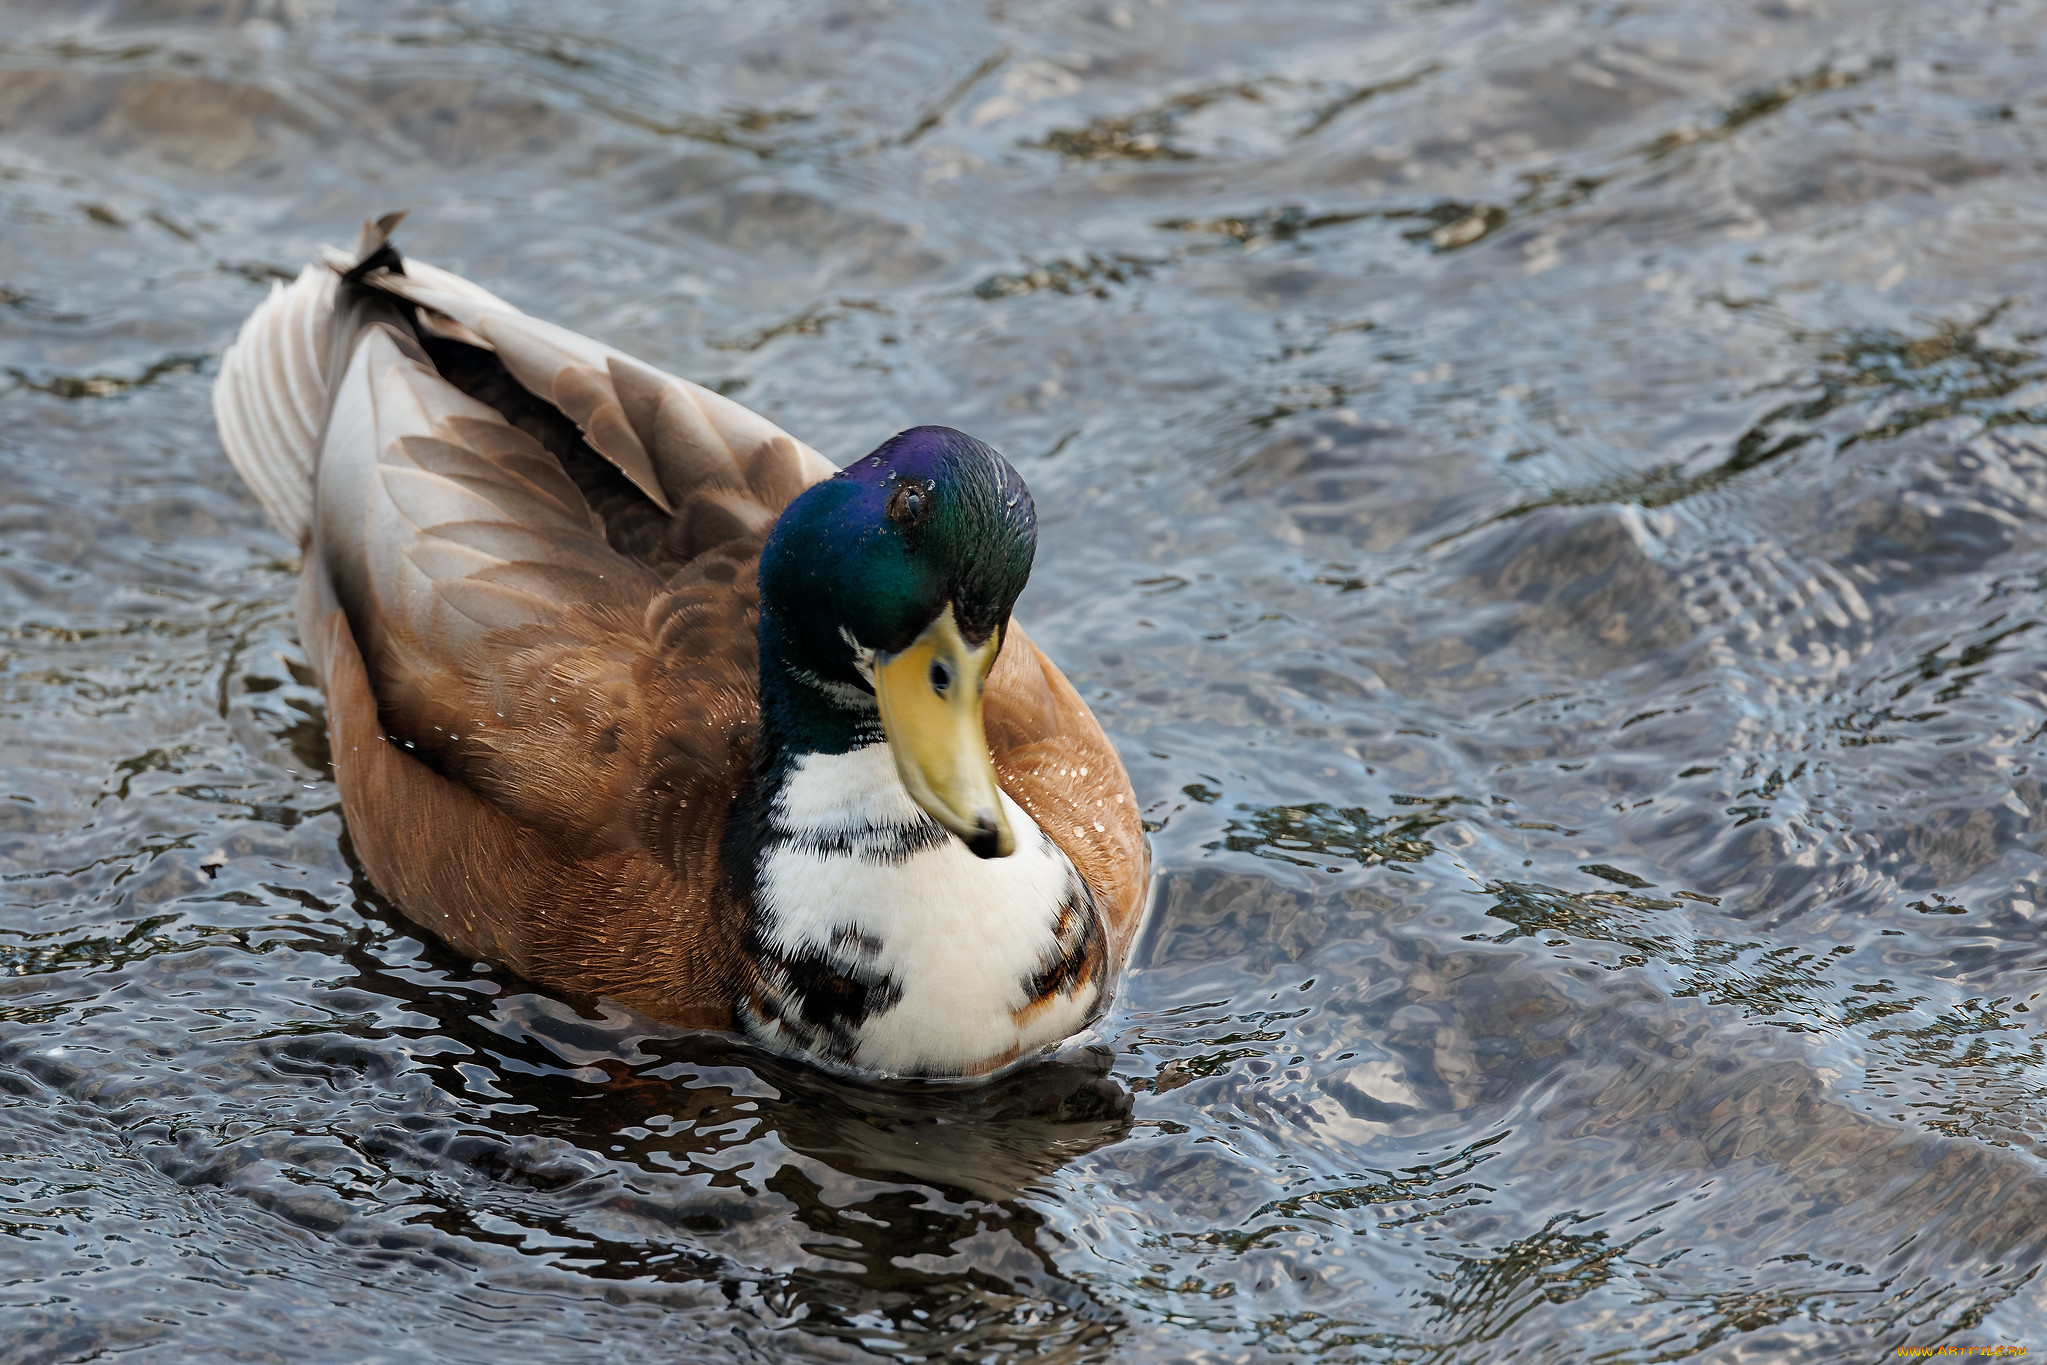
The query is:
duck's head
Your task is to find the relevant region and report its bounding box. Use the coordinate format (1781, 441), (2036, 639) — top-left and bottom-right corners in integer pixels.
(757, 425), (1037, 858)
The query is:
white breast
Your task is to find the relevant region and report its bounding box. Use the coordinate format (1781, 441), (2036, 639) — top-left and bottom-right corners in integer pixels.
(749, 744), (1100, 1076)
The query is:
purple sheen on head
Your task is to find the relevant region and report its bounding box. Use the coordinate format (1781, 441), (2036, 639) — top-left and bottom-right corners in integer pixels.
(841, 426), (1005, 489)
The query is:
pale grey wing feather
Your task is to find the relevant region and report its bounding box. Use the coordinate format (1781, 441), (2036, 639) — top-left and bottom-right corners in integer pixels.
(314, 324), (660, 705)
(213, 263), (337, 545)
(311, 315), (755, 854)
(362, 267), (840, 516)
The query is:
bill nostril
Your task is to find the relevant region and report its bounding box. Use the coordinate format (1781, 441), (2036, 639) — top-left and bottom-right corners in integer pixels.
(929, 658), (953, 695)
(965, 813), (1009, 859)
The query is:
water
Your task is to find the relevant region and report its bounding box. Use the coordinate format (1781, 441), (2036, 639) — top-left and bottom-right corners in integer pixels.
(4, 0), (2047, 1359)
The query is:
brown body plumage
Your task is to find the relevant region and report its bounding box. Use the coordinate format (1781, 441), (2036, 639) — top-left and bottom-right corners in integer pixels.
(215, 216), (1148, 1073)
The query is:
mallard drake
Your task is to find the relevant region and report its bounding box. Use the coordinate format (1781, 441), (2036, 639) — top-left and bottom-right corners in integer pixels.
(213, 214), (1148, 1079)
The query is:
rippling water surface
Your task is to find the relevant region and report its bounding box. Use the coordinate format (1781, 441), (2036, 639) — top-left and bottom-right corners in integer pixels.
(6, 1), (2047, 1359)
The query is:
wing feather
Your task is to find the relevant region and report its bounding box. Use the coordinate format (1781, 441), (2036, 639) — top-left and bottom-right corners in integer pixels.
(310, 309), (764, 871)
(361, 267), (837, 521)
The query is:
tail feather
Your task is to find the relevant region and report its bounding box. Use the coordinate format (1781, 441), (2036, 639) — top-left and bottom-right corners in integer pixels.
(214, 262), (336, 546)
(213, 212), (407, 547)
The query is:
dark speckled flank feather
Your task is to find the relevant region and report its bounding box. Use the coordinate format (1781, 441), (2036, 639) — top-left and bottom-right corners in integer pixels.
(213, 217), (1151, 1048)
(742, 924), (903, 1067)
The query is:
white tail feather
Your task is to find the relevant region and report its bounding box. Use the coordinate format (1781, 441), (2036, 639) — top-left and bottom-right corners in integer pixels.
(213, 264), (337, 546)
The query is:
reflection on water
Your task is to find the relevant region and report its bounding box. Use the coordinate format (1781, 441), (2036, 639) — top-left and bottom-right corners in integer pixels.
(5, 0), (2047, 1359)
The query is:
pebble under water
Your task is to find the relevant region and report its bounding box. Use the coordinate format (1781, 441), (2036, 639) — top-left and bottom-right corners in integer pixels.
(5, 1), (2047, 1359)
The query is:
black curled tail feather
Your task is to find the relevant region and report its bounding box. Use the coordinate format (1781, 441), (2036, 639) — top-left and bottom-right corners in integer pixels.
(342, 210), (409, 285)
(322, 210), (429, 395)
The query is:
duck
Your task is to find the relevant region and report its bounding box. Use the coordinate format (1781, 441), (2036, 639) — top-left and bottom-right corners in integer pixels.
(212, 213), (1149, 1080)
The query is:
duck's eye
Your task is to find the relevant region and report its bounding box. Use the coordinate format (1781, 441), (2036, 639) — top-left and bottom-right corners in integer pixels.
(887, 483), (928, 527)
(929, 658), (953, 695)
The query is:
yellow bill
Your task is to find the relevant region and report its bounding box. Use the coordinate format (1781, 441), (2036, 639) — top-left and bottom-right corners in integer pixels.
(872, 604), (1015, 859)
